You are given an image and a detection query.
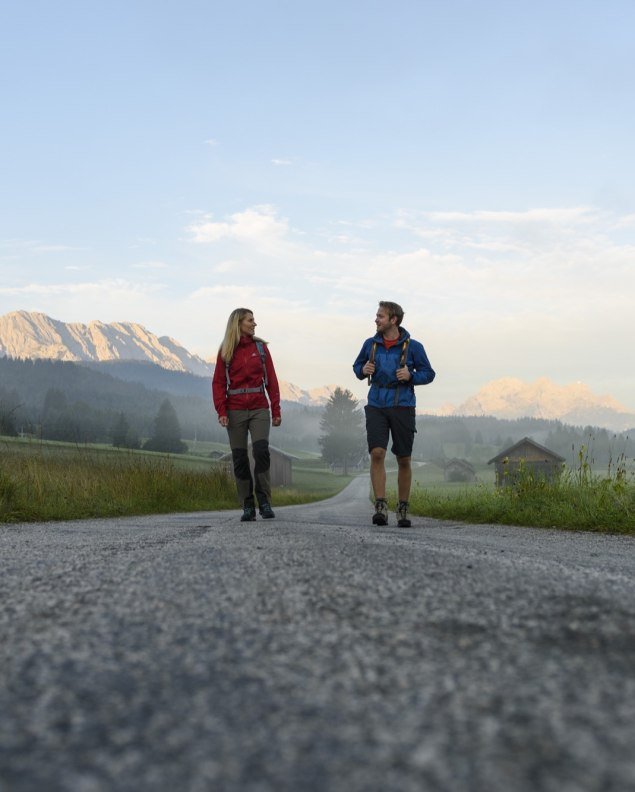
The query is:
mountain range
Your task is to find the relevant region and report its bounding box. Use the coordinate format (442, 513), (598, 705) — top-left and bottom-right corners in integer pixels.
(1, 310), (633, 430)
(435, 377), (635, 433)
(0, 310), (214, 377)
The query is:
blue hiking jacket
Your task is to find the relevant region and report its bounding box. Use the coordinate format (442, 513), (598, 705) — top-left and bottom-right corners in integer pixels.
(353, 327), (435, 408)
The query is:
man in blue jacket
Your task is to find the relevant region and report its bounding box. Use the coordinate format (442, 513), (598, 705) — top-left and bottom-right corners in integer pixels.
(353, 301), (435, 527)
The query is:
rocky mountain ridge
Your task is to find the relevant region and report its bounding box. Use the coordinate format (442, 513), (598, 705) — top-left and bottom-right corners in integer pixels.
(0, 310), (213, 378)
(0, 310), (338, 406)
(434, 377), (635, 432)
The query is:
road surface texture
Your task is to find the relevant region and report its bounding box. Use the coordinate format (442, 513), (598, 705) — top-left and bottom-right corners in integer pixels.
(1, 476), (634, 792)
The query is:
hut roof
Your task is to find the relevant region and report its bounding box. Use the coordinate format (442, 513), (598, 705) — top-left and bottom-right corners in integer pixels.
(488, 437), (566, 465)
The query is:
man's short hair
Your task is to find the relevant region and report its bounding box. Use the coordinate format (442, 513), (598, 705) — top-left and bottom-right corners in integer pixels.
(379, 301), (404, 326)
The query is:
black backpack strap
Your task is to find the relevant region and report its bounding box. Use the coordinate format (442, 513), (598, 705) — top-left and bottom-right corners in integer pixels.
(367, 341), (377, 385)
(394, 338), (411, 405)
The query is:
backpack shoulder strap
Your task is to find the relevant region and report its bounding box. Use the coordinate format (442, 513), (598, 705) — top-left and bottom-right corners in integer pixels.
(367, 341), (377, 385)
(255, 340), (268, 387)
(399, 338), (410, 367)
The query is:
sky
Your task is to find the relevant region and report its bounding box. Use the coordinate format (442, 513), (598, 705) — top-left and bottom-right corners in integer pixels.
(1, 0), (634, 411)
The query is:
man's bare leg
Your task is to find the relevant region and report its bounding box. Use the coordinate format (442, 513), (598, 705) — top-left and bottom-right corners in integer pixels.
(369, 447), (389, 525)
(369, 447), (387, 499)
(397, 456), (412, 503)
(396, 455), (412, 527)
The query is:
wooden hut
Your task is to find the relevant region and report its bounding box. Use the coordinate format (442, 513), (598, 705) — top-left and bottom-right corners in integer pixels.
(444, 458), (477, 483)
(218, 444), (295, 487)
(488, 437), (565, 487)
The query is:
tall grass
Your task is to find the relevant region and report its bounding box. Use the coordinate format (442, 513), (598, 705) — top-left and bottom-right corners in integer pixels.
(403, 449), (635, 534)
(0, 448), (237, 522)
(0, 441), (353, 523)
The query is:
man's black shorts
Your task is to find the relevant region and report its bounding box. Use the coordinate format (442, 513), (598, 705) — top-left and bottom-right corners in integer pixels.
(364, 406), (417, 457)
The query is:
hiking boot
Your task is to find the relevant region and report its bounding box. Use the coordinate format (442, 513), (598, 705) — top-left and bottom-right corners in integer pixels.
(259, 502), (275, 519)
(240, 504), (257, 522)
(372, 498), (388, 526)
(397, 501), (411, 528)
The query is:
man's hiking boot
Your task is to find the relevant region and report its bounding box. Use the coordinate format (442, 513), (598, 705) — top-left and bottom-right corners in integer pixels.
(259, 502), (275, 519)
(240, 504), (257, 522)
(397, 501), (411, 528)
(372, 498), (388, 526)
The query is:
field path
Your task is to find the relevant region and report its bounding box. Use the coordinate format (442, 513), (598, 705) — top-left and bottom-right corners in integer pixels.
(1, 476), (634, 791)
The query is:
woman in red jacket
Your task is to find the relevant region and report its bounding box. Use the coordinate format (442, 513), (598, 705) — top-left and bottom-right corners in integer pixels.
(212, 308), (282, 521)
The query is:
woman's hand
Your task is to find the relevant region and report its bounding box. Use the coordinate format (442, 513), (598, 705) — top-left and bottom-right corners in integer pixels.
(218, 415), (229, 427)
(272, 416), (282, 427)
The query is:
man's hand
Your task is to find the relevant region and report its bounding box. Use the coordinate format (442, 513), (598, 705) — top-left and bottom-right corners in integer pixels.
(272, 416), (282, 427)
(396, 366), (412, 382)
(362, 361), (376, 376)
(218, 415), (229, 427)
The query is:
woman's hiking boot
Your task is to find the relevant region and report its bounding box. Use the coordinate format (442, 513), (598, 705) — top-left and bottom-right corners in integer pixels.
(372, 498), (388, 526)
(240, 504), (257, 522)
(259, 502), (275, 519)
(397, 501), (411, 528)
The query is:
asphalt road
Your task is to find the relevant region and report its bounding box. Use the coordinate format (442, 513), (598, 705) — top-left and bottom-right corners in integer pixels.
(1, 477), (634, 792)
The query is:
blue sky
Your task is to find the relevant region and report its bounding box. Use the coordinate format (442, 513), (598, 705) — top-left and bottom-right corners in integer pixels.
(2, 0), (634, 410)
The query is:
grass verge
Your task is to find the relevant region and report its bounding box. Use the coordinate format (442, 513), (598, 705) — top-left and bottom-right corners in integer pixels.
(0, 440), (353, 523)
(399, 464), (635, 534)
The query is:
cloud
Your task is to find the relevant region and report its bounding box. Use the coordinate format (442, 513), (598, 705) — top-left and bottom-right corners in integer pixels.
(271, 158), (292, 166)
(0, 278), (166, 298)
(4, 205), (634, 409)
(131, 261), (169, 269)
(204, 138), (219, 146)
(0, 239), (83, 254)
(187, 205), (290, 245)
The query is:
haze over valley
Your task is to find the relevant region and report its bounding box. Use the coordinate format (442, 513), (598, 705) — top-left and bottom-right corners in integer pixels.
(1, 310), (633, 433)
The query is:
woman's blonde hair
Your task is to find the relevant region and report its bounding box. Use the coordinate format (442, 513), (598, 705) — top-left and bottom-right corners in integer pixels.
(219, 307), (266, 362)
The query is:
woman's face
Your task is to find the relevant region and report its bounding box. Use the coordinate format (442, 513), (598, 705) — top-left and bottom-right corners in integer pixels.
(239, 312), (256, 336)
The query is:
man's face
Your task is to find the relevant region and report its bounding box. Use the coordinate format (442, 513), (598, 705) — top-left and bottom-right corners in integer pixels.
(375, 307), (395, 334)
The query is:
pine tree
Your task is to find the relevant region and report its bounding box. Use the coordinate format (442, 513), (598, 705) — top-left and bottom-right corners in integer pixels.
(143, 398), (187, 453)
(111, 412), (130, 448)
(319, 387), (366, 475)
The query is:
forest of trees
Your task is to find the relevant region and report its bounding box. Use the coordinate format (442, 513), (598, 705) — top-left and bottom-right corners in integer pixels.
(1, 356), (633, 466)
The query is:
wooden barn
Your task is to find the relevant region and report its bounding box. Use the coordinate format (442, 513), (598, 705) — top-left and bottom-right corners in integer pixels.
(444, 458), (477, 483)
(488, 437), (565, 486)
(260, 445), (295, 487)
(218, 445), (295, 487)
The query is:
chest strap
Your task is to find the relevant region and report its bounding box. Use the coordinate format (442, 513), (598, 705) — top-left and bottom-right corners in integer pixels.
(227, 386), (264, 395)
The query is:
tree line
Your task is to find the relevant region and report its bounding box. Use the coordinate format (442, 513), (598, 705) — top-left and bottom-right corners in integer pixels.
(1, 356), (633, 466)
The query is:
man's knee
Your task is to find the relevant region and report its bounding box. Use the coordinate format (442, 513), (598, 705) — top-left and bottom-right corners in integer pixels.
(370, 447), (386, 463)
(396, 455), (411, 469)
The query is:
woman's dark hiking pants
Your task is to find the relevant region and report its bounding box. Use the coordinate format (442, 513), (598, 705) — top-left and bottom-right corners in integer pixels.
(226, 408), (271, 507)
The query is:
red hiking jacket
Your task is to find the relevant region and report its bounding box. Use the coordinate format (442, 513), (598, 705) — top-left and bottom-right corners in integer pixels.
(212, 335), (281, 419)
